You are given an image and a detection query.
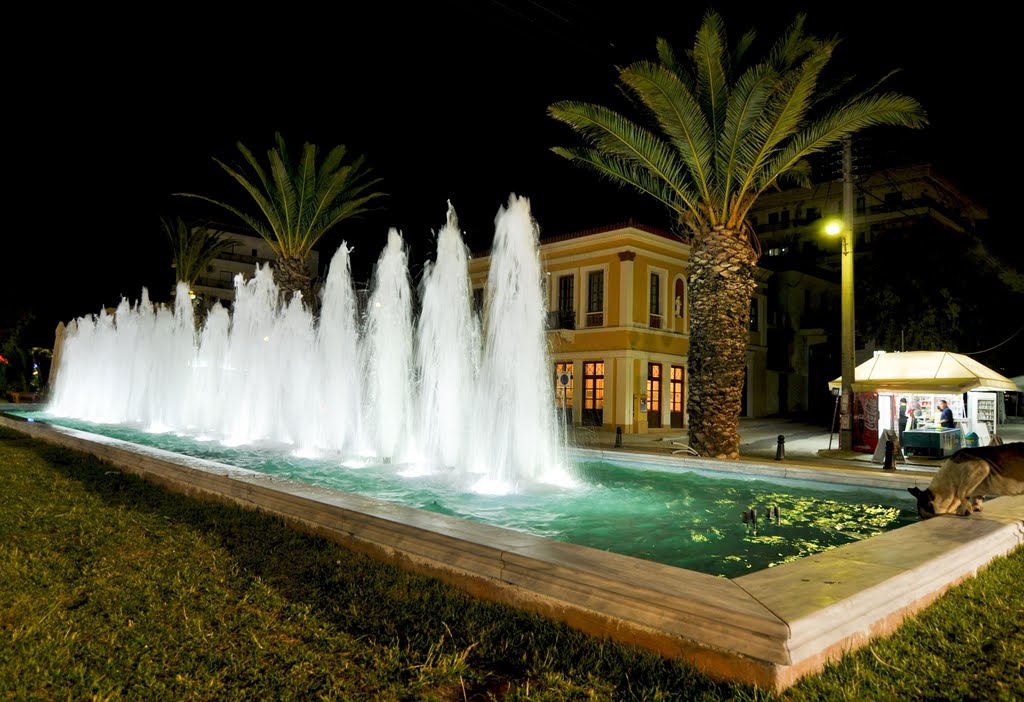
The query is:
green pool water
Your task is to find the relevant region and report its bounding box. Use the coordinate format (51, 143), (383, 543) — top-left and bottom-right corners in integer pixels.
(12, 411), (918, 578)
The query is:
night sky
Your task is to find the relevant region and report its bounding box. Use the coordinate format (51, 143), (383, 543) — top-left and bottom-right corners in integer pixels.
(6, 1), (1009, 348)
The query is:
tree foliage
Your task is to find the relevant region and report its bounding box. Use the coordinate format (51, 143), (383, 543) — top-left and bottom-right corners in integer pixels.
(548, 9), (928, 239)
(177, 132), (385, 303)
(161, 216), (237, 293)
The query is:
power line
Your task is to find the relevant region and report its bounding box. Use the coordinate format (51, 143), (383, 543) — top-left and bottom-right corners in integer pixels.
(962, 325), (1024, 356)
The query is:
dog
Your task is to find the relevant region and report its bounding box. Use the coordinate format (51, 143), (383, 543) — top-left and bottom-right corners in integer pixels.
(908, 442), (1024, 518)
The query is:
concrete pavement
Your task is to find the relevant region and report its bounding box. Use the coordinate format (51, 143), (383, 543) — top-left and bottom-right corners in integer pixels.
(569, 417), (1024, 475)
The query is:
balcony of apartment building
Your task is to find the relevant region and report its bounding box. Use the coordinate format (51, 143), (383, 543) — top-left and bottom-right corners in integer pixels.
(190, 245), (277, 302)
(546, 309), (576, 331)
(755, 191), (975, 243)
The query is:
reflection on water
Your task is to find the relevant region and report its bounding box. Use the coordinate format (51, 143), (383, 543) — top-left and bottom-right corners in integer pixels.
(15, 411), (917, 578)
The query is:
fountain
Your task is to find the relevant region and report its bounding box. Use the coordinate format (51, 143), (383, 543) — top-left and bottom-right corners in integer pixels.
(46, 194), (571, 495)
(33, 191), (916, 575)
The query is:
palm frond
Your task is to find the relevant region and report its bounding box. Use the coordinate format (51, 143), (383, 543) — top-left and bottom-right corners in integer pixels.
(618, 61), (715, 202)
(733, 27), (756, 66)
(176, 135), (385, 268)
(715, 63), (778, 219)
(548, 101), (690, 207)
(692, 9), (729, 148)
(755, 93), (927, 194)
(207, 157), (286, 237)
(550, 146), (695, 215)
(730, 39), (837, 210)
(161, 216), (238, 286)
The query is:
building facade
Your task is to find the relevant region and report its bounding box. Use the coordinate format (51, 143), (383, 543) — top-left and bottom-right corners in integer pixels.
(749, 162), (989, 421)
(469, 221), (769, 433)
(749, 163), (986, 273)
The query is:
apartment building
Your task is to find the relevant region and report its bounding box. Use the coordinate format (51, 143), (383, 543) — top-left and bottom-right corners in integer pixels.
(750, 163), (987, 272)
(749, 163), (988, 420)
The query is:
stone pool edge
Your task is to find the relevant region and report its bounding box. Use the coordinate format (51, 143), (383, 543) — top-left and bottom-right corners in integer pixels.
(3, 413), (1022, 692)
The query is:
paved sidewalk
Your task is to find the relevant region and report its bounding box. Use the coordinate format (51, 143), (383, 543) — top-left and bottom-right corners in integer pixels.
(5, 401), (1021, 477)
(569, 417), (1024, 475)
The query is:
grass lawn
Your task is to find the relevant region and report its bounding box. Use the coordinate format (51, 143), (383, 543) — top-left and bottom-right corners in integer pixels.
(1, 426), (1022, 701)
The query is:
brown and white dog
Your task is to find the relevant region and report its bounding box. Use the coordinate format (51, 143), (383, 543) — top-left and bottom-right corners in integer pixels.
(908, 442), (1024, 518)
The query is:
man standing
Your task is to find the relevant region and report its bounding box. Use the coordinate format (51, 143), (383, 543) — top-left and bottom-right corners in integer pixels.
(938, 400), (956, 429)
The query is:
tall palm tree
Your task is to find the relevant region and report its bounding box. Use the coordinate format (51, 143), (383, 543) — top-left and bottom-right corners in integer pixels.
(161, 216), (237, 300)
(177, 132), (385, 305)
(548, 10), (927, 457)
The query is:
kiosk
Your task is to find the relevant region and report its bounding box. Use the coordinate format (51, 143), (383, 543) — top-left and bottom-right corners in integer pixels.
(828, 351), (1017, 455)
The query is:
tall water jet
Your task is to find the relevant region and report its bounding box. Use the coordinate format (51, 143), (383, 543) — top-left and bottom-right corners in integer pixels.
(221, 264), (286, 446)
(188, 300), (231, 433)
(468, 194), (569, 492)
(416, 202), (480, 468)
(315, 244), (363, 454)
(362, 228), (415, 461)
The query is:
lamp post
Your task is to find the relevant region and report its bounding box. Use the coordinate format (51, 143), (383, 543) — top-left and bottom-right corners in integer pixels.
(826, 137), (856, 451)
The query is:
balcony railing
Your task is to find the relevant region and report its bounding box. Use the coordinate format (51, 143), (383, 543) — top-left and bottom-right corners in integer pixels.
(212, 250), (277, 267)
(649, 313), (663, 329)
(195, 275), (235, 291)
(585, 312), (604, 327)
(546, 310), (576, 330)
(754, 195), (974, 235)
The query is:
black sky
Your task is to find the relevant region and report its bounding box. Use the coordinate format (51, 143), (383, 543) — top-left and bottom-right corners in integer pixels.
(5, 1), (1009, 347)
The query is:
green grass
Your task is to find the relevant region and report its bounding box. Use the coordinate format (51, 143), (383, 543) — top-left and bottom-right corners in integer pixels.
(1, 426), (1022, 701)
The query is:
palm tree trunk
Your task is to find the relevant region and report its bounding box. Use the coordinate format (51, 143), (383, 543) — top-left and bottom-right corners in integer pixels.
(686, 226), (758, 458)
(273, 255), (315, 309)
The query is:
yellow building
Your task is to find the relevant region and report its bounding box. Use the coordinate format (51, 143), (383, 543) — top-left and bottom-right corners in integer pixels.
(469, 221), (769, 434)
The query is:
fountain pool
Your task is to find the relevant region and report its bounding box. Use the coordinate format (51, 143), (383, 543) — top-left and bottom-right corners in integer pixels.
(7, 410), (915, 578)
(29, 193), (917, 578)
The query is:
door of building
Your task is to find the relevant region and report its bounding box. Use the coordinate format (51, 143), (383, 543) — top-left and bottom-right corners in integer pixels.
(670, 365), (685, 428)
(582, 361), (604, 426)
(647, 363), (662, 428)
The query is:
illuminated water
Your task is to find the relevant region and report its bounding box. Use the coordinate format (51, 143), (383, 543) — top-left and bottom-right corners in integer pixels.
(11, 412), (917, 578)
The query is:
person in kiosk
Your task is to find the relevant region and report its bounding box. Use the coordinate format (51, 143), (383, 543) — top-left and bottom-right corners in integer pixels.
(938, 399), (956, 429)
(898, 397), (912, 444)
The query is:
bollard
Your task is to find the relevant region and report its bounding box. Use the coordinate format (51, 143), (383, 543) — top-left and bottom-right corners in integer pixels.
(615, 426), (623, 448)
(882, 439), (896, 470)
(775, 434), (785, 461)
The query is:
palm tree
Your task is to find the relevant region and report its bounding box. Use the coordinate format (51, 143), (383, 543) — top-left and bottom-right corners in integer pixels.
(548, 10), (927, 457)
(161, 216), (237, 301)
(177, 132), (385, 305)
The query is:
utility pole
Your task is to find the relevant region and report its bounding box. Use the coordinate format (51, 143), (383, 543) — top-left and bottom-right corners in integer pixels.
(839, 136), (856, 451)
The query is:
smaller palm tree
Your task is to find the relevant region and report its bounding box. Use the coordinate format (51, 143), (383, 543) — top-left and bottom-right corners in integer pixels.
(177, 132), (385, 306)
(162, 216), (237, 301)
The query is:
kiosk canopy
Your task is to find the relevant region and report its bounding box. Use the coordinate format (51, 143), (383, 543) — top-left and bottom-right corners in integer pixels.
(828, 351), (1017, 394)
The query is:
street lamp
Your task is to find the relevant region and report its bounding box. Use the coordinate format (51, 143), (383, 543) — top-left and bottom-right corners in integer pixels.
(826, 137), (856, 451)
